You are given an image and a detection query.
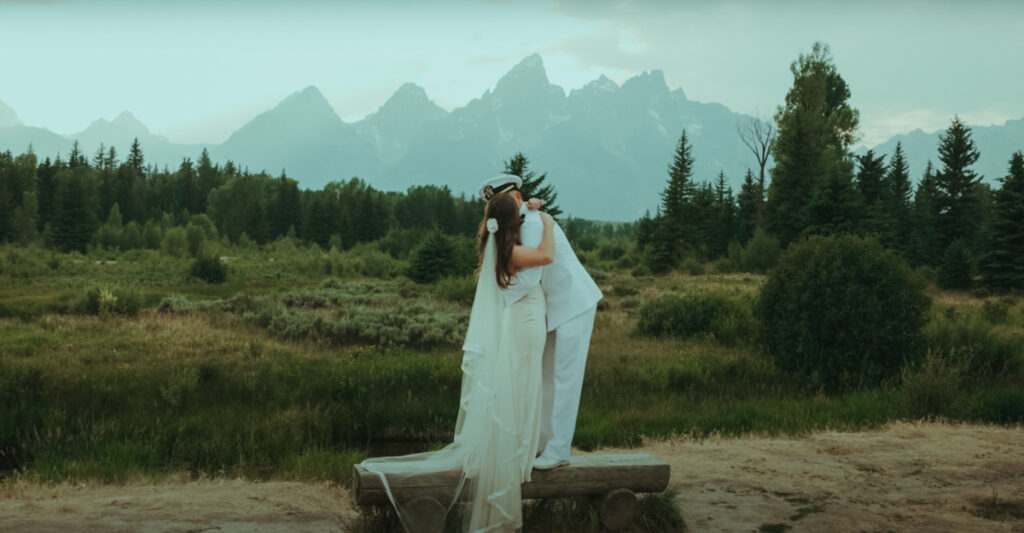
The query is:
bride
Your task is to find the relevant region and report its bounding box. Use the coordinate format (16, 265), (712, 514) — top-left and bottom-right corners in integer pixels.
(359, 181), (556, 532)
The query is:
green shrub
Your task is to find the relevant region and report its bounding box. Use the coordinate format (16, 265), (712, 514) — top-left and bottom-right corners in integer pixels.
(189, 255), (227, 284)
(924, 307), (1023, 379)
(408, 230), (463, 284)
(742, 228), (781, 273)
(434, 275), (476, 306)
(597, 242), (626, 261)
(74, 285), (143, 316)
(142, 220), (162, 249)
(161, 227), (188, 257)
(636, 291), (757, 346)
(614, 254), (635, 270)
(185, 223), (206, 257)
(938, 239), (974, 290)
(901, 350), (967, 418)
(160, 366), (199, 409)
(758, 234), (931, 392)
(680, 256), (703, 275)
(631, 264), (652, 278)
(0, 246), (48, 279)
(982, 300), (1010, 325)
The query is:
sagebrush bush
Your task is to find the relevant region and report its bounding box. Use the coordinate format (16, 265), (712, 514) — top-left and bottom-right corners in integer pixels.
(901, 350), (967, 418)
(758, 234), (931, 392)
(189, 254), (227, 284)
(434, 275), (476, 306)
(680, 256), (703, 276)
(982, 300), (1010, 324)
(75, 285), (143, 316)
(0, 246), (48, 279)
(636, 291), (758, 346)
(923, 307), (1023, 379)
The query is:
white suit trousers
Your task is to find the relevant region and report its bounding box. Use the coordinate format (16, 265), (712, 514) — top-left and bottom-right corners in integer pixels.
(538, 305), (597, 461)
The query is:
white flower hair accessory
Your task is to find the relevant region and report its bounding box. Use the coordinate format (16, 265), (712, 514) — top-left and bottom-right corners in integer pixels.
(486, 218), (498, 234)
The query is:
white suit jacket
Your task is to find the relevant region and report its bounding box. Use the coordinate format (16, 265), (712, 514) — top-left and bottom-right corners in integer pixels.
(501, 207), (603, 332)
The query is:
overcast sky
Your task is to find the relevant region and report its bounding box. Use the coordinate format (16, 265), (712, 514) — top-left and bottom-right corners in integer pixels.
(2, 0), (1022, 147)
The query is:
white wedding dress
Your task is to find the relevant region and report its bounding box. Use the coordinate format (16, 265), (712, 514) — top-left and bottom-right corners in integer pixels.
(359, 225), (546, 532)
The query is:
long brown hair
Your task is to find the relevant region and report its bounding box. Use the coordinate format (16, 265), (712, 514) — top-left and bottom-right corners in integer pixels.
(477, 192), (521, 289)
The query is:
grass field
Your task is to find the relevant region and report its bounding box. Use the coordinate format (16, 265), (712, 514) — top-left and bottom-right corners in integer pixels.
(1, 242), (1023, 489)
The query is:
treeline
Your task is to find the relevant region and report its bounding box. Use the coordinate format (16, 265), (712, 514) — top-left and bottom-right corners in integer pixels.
(636, 43), (1024, 291)
(0, 139), (490, 254)
(0, 138), (636, 262)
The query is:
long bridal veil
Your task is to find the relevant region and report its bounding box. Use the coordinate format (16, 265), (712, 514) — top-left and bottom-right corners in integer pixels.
(360, 221), (526, 532)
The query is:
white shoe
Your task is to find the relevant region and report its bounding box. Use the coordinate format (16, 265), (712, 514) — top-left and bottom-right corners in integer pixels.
(533, 455), (569, 470)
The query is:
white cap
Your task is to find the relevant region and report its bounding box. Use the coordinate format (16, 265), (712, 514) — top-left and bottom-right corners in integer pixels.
(477, 174), (523, 201)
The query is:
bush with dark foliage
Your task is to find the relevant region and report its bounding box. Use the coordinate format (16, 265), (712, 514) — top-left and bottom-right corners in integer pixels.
(758, 234), (931, 392)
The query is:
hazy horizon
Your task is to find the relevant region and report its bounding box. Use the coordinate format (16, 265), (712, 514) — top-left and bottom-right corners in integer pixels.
(2, 0), (1023, 149)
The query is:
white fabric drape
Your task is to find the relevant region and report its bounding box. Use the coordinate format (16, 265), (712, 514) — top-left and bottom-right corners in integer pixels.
(359, 226), (541, 532)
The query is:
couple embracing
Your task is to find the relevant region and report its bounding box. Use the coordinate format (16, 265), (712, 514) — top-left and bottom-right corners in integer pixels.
(361, 174), (603, 532)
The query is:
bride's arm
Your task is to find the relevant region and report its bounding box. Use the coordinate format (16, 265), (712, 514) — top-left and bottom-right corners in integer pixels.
(511, 212), (555, 267)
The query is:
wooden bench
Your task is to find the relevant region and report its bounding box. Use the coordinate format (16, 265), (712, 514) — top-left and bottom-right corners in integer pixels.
(353, 453), (670, 531)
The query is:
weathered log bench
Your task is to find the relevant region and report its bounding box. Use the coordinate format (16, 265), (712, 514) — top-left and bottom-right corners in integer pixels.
(353, 453), (670, 531)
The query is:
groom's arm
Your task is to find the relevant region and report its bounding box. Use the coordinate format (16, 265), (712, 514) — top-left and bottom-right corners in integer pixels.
(515, 211), (544, 289)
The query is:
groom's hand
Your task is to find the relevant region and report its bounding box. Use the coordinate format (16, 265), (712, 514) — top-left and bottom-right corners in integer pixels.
(527, 198), (545, 210)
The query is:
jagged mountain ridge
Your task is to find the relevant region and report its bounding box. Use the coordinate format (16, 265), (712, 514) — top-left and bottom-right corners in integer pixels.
(858, 118), (1024, 184)
(2, 55), (1023, 220)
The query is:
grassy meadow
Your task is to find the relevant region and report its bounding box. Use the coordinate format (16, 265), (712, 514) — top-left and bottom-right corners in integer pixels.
(1, 240), (1023, 490)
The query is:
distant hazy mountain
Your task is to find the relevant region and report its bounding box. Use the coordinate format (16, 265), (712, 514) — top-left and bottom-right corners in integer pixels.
(362, 55), (759, 219)
(0, 104), (208, 168)
(354, 82), (449, 168)
(214, 85), (376, 184)
(858, 118), (1024, 185)
(3, 56), (1023, 220)
(0, 100), (22, 128)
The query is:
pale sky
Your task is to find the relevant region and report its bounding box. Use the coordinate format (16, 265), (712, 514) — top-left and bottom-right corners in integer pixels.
(2, 0), (1022, 147)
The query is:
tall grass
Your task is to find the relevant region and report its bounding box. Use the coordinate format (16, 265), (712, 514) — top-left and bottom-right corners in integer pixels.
(2, 244), (1022, 485)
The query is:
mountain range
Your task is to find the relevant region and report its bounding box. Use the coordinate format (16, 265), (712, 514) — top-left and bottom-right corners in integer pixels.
(2, 54), (1022, 221)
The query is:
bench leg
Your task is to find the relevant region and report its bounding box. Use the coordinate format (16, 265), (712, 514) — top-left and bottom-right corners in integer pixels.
(405, 496), (446, 533)
(595, 488), (640, 531)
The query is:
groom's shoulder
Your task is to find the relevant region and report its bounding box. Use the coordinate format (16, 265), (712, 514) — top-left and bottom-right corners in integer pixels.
(521, 210), (542, 224)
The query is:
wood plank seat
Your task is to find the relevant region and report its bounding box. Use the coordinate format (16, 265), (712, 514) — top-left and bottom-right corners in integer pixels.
(353, 453), (671, 531)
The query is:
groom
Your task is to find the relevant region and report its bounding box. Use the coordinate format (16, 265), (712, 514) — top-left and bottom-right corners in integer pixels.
(478, 175), (603, 470)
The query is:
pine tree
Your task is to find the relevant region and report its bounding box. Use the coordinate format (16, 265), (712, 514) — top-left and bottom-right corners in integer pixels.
(51, 167), (98, 253)
(68, 140), (86, 168)
(661, 130), (696, 256)
(980, 152), (1024, 291)
(127, 138), (145, 176)
(766, 42), (859, 246)
(803, 158), (864, 238)
(196, 148), (220, 212)
(934, 116), (982, 254)
(883, 142), (913, 254)
(913, 161), (942, 265)
(711, 171), (737, 258)
(36, 157), (57, 232)
(178, 158), (198, 214)
(635, 210), (655, 250)
(504, 152), (561, 218)
(408, 229), (459, 283)
(645, 211), (677, 274)
(737, 169), (760, 243)
(856, 149), (888, 237)
(690, 182), (716, 260)
(856, 149), (887, 206)
(270, 171), (302, 240)
(12, 191), (39, 245)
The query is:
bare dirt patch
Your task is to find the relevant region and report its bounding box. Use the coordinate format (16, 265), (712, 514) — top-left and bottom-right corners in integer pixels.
(2, 421), (1022, 532)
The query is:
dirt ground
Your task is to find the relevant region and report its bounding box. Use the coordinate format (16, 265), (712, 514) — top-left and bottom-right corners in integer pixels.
(1, 421), (1022, 532)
